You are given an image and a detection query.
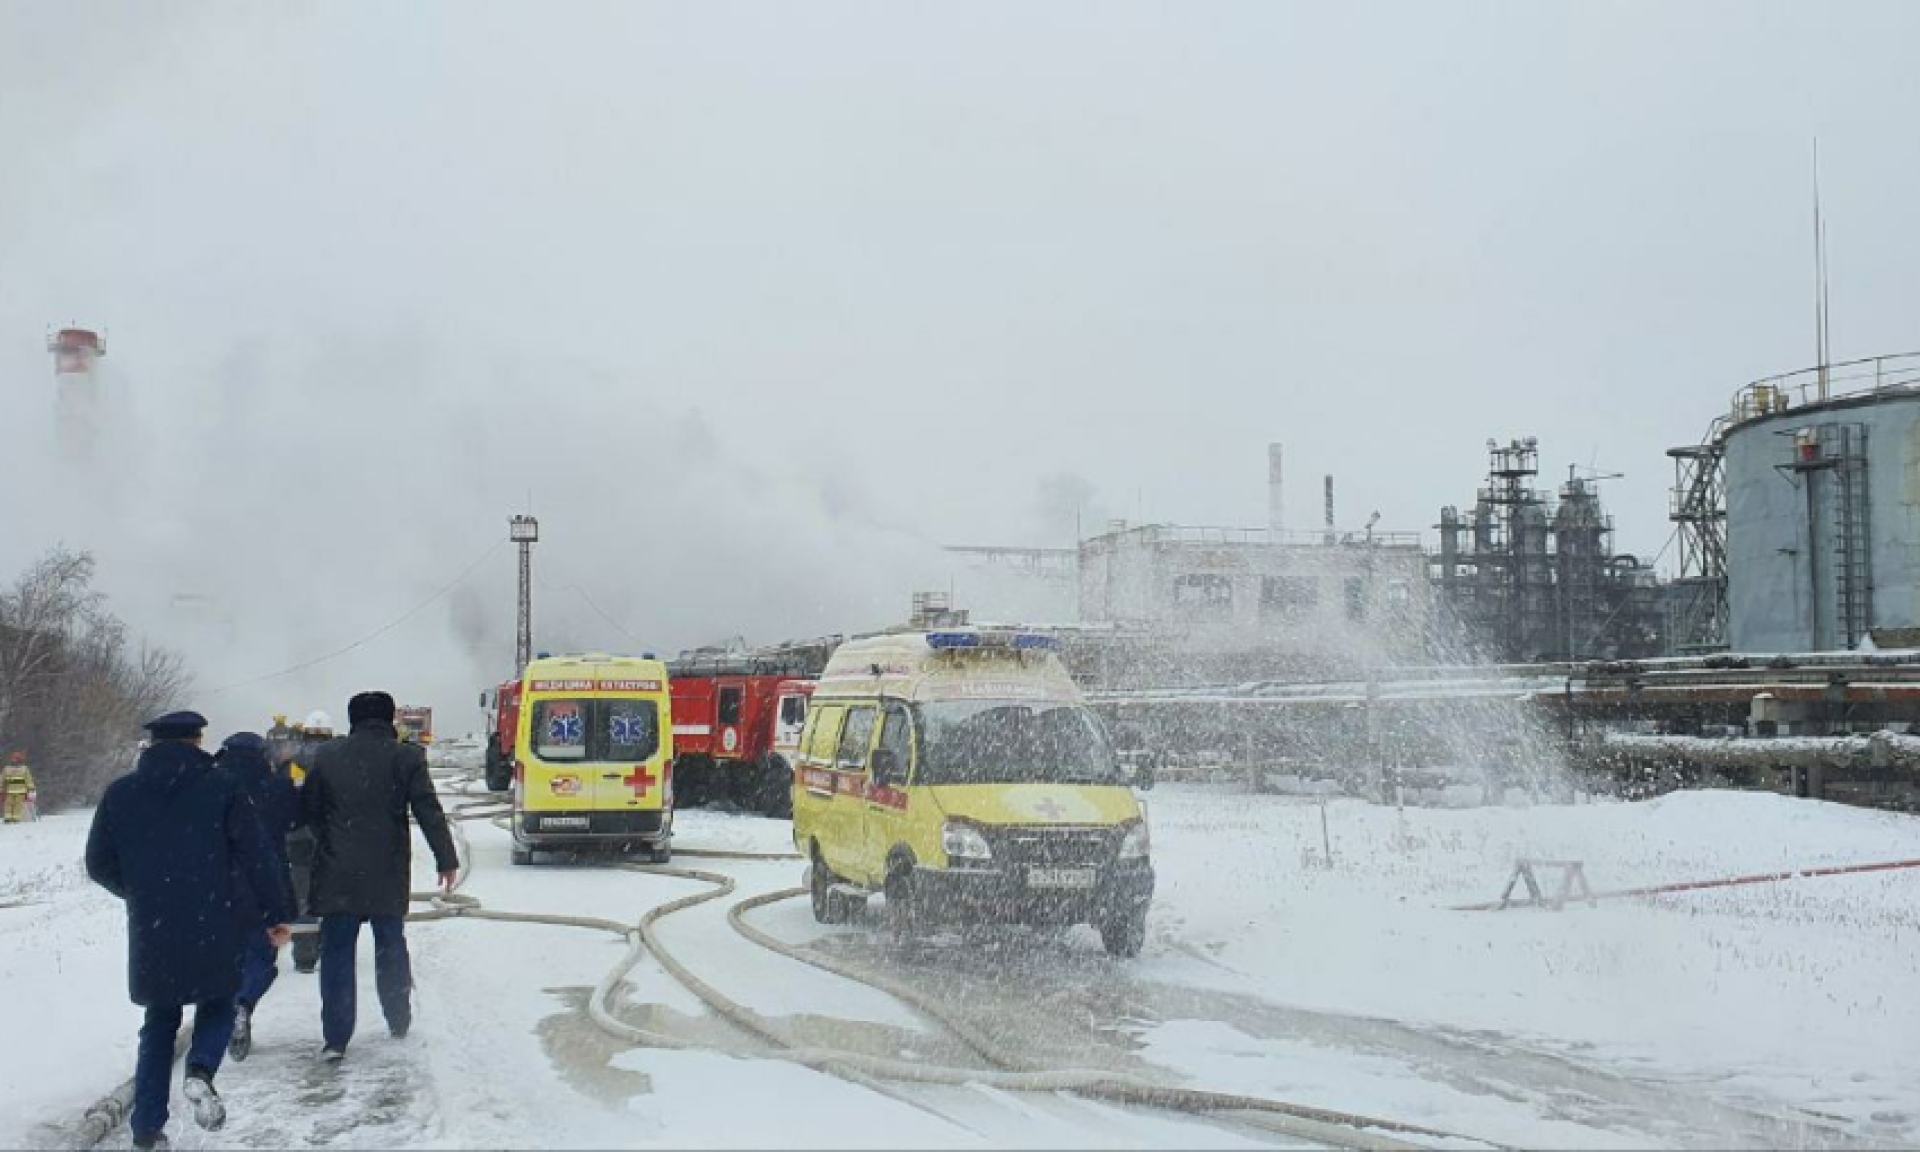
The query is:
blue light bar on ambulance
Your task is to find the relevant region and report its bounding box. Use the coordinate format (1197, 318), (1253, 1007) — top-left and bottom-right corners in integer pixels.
(926, 632), (981, 649)
(925, 630), (1062, 652)
(1011, 633), (1062, 651)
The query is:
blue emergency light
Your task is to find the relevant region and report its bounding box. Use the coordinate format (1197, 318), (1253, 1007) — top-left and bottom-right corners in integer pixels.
(925, 630), (1061, 652)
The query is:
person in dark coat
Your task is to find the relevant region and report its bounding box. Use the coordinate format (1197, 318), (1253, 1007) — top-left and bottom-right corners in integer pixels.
(85, 711), (294, 1151)
(302, 690), (459, 1061)
(213, 731), (299, 1061)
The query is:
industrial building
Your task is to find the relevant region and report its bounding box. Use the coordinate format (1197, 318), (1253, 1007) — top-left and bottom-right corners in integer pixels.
(1669, 353), (1920, 653)
(1431, 438), (1664, 663)
(1075, 449), (1432, 684)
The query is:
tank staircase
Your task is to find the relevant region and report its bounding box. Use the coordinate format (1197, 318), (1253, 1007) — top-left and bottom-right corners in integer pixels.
(1829, 424), (1872, 649)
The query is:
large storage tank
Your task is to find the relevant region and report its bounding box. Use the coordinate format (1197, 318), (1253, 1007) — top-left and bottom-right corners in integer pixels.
(1725, 367), (1920, 652)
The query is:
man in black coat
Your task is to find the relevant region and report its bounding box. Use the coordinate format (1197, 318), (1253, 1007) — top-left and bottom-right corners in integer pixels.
(86, 711), (294, 1151)
(213, 731), (300, 1061)
(302, 690), (459, 1061)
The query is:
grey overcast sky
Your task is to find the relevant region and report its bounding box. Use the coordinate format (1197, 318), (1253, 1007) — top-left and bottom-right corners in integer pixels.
(4, 2), (1919, 725)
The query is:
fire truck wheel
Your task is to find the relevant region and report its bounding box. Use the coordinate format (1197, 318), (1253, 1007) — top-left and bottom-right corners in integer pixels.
(755, 756), (793, 819)
(510, 845), (534, 866)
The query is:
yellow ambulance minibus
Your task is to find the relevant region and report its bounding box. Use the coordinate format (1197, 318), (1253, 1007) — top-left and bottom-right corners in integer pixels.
(511, 653), (674, 865)
(792, 629), (1154, 956)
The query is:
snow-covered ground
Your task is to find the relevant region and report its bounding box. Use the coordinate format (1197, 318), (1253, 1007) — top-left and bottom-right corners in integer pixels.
(3, 770), (1916, 1150)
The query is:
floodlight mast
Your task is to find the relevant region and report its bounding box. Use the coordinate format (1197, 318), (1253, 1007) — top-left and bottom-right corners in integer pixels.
(510, 515), (539, 671)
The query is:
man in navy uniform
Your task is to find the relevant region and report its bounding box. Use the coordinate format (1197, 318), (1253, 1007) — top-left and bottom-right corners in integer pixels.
(86, 711), (294, 1151)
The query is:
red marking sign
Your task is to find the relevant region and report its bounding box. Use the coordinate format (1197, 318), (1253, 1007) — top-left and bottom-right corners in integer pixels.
(865, 781), (909, 810)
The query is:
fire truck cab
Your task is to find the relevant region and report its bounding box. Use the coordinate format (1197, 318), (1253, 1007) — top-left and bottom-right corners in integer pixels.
(667, 653), (818, 817)
(480, 679), (523, 792)
(508, 653), (674, 865)
(771, 679), (814, 767)
(396, 705), (434, 747)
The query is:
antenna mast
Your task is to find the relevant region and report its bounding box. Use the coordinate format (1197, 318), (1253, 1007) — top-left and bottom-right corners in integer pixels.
(1814, 139), (1832, 400)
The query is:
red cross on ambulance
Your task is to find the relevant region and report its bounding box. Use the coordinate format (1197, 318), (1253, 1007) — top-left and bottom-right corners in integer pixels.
(623, 765), (657, 801)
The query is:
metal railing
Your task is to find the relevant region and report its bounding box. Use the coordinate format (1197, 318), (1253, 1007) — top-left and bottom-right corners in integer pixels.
(1728, 352), (1920, 426)
(1084, 522), (1424, 549)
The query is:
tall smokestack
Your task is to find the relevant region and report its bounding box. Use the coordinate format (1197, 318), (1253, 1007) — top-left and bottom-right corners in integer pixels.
(1267, 443), (1285, 539)
(48, 326), (107, 462)
(1324, 475), (1335, 545)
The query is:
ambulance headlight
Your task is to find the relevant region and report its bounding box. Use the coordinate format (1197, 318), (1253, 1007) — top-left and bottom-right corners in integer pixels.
(1118, 820), (1151, 860)
(941, 821), (993, 861)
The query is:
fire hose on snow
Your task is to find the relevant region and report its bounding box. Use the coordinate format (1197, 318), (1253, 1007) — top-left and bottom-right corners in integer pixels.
(68, 766), (1490, 1152)
(449, 787), (1491, 1148)
(63, 759), (1881, 1151)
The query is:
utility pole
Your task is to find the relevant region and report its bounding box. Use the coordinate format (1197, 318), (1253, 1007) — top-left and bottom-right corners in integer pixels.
(510, 515), (539, 672)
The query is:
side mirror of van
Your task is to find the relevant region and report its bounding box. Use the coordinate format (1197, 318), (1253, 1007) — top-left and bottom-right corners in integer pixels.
(871, 748), (900, 786)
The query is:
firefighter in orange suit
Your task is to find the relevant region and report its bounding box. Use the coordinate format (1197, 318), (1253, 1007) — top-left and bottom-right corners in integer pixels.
(3, 752), (37, 822)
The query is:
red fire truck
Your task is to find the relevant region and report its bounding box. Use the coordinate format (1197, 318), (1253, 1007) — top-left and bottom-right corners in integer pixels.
(481, 679), (523, 792)
(667, 652), (817, 817)
(396, 705), (434, 746)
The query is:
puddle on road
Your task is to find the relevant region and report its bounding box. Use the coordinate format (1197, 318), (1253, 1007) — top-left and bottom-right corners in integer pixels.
(782, 1011), (992, 1070)
(536, 987), (662, 1104)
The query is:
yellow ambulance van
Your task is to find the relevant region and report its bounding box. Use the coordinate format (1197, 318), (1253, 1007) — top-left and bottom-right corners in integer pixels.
(511, 653), (674, 865)
(791, 629), (1155, 956)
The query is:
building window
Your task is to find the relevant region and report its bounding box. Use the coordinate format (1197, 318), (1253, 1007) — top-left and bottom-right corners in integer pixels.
(1173, 573), (1234, 618)
(1385, 579), (1411, 607)
(1260, 575), (1318, 621)
(1345, 577), (1367, 622)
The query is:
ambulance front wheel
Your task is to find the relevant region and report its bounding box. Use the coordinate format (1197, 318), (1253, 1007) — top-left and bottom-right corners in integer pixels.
(882, 855), (920, 939)
(1098, 906), (1148, 958)
(809, 852), (851, 925)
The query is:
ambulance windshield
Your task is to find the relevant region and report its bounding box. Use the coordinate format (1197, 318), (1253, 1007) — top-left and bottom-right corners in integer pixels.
(531, 698), (660, 763)
(914, 701), (1120, 786)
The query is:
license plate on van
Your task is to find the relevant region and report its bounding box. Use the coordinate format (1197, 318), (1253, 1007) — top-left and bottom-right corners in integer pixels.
(541, 816), (590, 830)
(1027, 867), (1096, 890)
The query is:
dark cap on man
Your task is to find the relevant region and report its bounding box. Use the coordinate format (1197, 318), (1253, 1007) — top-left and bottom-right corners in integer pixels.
(221, 731), (267, 753)
(143, 710), (208, 740)
(347, 691), (397, 726)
